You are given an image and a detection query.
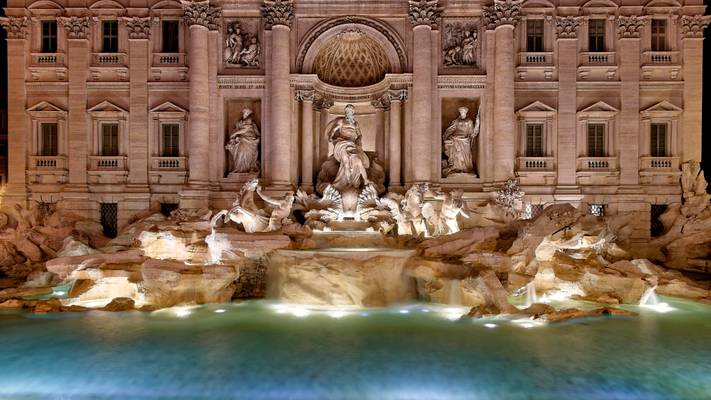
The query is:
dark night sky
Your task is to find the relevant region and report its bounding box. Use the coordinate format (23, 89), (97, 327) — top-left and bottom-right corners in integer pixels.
(0, 1), (709, 183)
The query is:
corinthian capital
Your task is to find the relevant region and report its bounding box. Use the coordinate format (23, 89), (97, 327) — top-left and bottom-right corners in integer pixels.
(313, 94), (334, 111)
(371, 94), (391, 111)
(262, 0), (294, 29)
(295, 90), (314, 102)
(182, 0), (221, 30)
(124, 16), (152, 39)
(482, 0), (522, 30)
(0, 17), (29, 39)
(408, 0), (442, 28)
(617, 16), (646, 39)
(388, 90), (408, 102)
(58, 16), (91, 39)
(680, 15), (711, 39)
(554, 16), (582, 39)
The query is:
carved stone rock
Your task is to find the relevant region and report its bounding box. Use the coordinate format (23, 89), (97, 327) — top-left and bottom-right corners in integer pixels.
(262, 0), (294, 29)
(408, 0), (442, 28)
(0, 17), (29, 39)
(57, 16), (91, 40)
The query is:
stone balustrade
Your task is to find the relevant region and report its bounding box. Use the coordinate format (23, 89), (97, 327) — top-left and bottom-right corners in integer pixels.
(577, 156), (618, 171)
(153, 53), (184, 66)
(640, 156), (679, 171)
(518, 52), (553, 65)
(516, 157), (555, 171)
(31, 52), (64, 66)
(92, 53), (127, 66)
(89, 156), (127, 170)
(643, 51), (679, 65)
(151, 157), (187, 170)
(30, 155), (67, 170)
(579, 52), (616, 65)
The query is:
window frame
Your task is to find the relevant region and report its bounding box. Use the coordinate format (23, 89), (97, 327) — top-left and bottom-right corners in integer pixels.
(525, 123), (544, 157)
(526, 19), (545, 53)
(100, 122), (120, 157)
(161, 123), (181, 157)
(161, 20), (180, 53)
(41, 20), (57, 53)
(40, 122), (59, 156)
(650, 19), (667, 52)
(588, 19), (606, 53)
(27, 101), (67, 159)
(102, 20), (119, 53)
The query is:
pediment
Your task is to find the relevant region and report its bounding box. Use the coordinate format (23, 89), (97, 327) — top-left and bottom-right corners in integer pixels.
(579, 101), (618, 113)
(150, 101), (187, 113)
(89, 0), (125, 9)
(642, 100), (682, 113)
(28, 0), (64, 10)
(150, 0), (183, 10)
(517, 101), (556, 114)
(27, 101), (65, 113)
(88, 100), (128, 114)
(522, 0), (556, 9)
(643, 0), (681, 8)
(582, 0), (619, 8)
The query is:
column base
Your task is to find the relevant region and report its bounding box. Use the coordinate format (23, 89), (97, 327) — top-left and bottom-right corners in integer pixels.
(553, 185), (583, 204)
(179, 184), (210, 210)
(617, 185), (644, 194)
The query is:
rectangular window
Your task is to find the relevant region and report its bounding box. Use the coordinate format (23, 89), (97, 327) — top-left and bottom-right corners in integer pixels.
(161, 21), (180, 53)
(101, 123), (119, 156)
(526, 20), (544, 52)
(650, 123), (667, 157)
(40, 123), (58, 156)
(100, 203), (118, 238)
(587, 124), (605, 157)
(161, 124), (180, 157)
(525, 124), (544, 157)
(102, 20), (119, 53)
(41, 21), (57, 53)
(651, 20), (667, 51)
(588, 19), (605, 52)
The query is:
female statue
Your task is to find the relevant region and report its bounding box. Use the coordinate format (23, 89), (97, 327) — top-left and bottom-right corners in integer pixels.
(226, 108), (260, 174)
(443, 106), (480, 177)
(239, 37), (260, 67)
(324, 104), (371, 192)
(224, 25), (243, 64)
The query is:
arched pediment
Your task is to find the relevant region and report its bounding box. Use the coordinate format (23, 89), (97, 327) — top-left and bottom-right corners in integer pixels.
(581, 0), (619, 9)
(28, 0), (64, 10)
(644, 0), (682, 9)
(297, 16), (407, 76)
(522, 0), (556, 9)
(89, 0), (125, 10)
(150, 0), (183, 10)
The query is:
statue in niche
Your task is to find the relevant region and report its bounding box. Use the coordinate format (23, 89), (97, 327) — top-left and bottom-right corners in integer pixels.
(226, 107), (260, 175)
(224, 21), (260, 67)
(443, 23), (478, 67)
(442, 106), (480, 177)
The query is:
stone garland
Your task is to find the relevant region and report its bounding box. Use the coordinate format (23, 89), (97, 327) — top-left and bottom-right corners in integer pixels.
(554, 16), (582, 39)
(371, 94), (391, 111)
(124, 16), (152, 39)
(482, 0), (521, 30)
(57, 16), (91, 40)
(680, 15), (711, 39)
(262, 0), (294, 29)
(0, 16), (29, 39)
(388, 90), (408, 103)
(182, 0), (221, 30)
(617, 15), (646, 39)
(294, 90), (314, 102)
(408, 0), (442, 28)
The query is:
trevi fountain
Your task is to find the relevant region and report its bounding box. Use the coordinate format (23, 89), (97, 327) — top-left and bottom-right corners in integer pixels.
(1, 0), (711, 399)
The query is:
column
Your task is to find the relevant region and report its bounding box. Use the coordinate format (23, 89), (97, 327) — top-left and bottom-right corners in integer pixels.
(618, 16), (644, 187)
(263, 0), (295, 189)
(296, 90), (314, 190)
(408, 0), (440, 184)
(314, 95), (334, 167)
(388, 90), (406, 188)
(371, 94), (390, 162)
(0, 17), (29, 206)
(484, 1), (520, 183)
(554, 17), (581, 190)
(126, 17), (151, 188)
(180, 2), (220, 208)
(680, 15), (710, 162)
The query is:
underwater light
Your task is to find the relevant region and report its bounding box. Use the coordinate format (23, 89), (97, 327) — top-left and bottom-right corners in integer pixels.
(484, 323), (497, 328)
(641, 302), (675, 313)
(173, 307), (193, 318)
(54, 291), (66, 296)
(328, 310), (349, 319)
(398, 309), (410, 314)
(214, 309), (226, 314)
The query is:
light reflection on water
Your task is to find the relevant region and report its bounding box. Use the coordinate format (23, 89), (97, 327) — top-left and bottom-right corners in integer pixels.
(0, 297), (710, 400)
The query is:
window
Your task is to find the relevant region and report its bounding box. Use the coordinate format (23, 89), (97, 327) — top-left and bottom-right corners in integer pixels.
(526, 20), (544, 52)
(651, 20), (667, 51)
(162, 21), (180, 53)
(100, 203), (118, 238)
(650, 123), (667, 157)
(102, 21), (119, 53)
(101, 123), (119, 156)
(525, 124), (544, 157)
(588, 19), (605, 52)
(40, 123), (58, 156)
(41, 21), (57, 53)
(161, 124), (180, 157)
(587, 124), (605, 157)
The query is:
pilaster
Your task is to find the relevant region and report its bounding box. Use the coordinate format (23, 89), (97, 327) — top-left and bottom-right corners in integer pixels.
(295, 90), (314, 190)
(680, 15), (710, 162)
(126, 17), (150, 190)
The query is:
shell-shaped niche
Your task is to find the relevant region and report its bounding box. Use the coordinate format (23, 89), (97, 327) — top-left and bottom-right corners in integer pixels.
(313, 28), (391, 88)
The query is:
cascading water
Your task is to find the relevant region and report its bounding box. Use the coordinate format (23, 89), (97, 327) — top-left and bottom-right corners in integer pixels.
(447, 280), (462, 305)
(640, 286), (659, 306)
(524, 281), (538, 307)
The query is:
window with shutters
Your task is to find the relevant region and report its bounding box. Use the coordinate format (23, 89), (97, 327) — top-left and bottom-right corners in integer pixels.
(162, 124), (180, 157)
(102, 21), (119, 53)
(40, 123), (58, 156)
(587, 124), (605, 157)
(650, 123), (667, 157)
(162, 20), (180, 53)
(41, 21), (57, 53)
(526, 20), (544, 52)
(651, 20), (667, 52)
(588, 19), (605, 52)
(525, 124), (544, 157)
(101, 123), (119, 156)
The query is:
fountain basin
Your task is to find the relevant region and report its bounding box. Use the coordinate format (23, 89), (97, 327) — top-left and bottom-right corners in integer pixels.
(267, 248), (417, 307)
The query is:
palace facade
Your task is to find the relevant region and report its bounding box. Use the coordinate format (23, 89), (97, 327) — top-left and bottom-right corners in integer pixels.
(0, 0), (708, 239)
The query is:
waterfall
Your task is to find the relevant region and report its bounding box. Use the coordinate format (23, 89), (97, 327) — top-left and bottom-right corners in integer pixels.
(448, 280), (462, 305)
(524, 281), (538, 307)
(640, 286), (659, 306)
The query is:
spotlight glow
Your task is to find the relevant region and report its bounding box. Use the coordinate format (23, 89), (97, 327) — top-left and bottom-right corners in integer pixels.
(641, 302), (675, 313)
(214, 309), (226, 314)
(484, 323), (497, 329)
(399, 309), (410, 314)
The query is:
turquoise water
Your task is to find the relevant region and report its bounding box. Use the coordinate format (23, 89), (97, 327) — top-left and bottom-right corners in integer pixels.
(1, 297), (711, 400)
